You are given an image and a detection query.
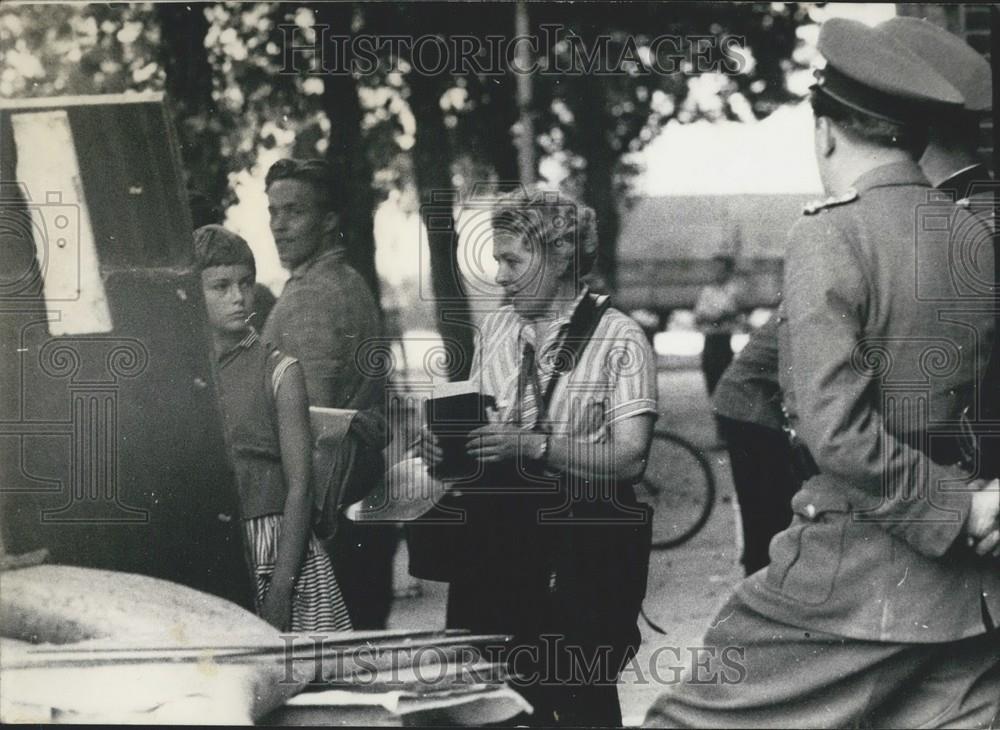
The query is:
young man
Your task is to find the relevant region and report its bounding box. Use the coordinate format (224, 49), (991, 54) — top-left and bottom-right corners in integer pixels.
(645, 19), (999, 728)
(261, 159), (395, 629)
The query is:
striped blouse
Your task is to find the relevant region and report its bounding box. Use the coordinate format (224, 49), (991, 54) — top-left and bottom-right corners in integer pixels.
(470, 290), (659, 442)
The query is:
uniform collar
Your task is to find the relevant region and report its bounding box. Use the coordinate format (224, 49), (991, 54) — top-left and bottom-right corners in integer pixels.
(936, 163), (991, 201)
(288, 246), (345, 282)
(218, 328), (259, 366)
(850, 160), (929, 194)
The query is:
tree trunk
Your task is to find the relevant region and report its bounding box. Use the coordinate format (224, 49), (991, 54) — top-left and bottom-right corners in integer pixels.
(409, 69), (475, 381)
(155, 2), (228, 209)
(313, 2), (381, 306)
(575, 79), (619, 292)
(514, 1), (535, 185)
(466, 4), (520, 182)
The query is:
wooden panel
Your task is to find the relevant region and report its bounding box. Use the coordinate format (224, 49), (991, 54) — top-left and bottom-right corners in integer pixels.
(2, 94), (193, 270)
(0, 96), (251, 608)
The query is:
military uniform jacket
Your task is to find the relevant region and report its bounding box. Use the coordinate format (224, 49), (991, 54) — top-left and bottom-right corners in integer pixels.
(946, 166), (1000, 479)
(738, 161), (999, 642)
(712, 314), (784, 431)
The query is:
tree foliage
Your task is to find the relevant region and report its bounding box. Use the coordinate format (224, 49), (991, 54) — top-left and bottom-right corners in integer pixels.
(2, 1), (814, 374)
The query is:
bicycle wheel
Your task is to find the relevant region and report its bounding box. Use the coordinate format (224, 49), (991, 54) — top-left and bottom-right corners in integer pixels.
(637, 431), (716, 549)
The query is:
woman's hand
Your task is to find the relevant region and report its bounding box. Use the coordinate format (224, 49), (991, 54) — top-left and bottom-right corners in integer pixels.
(260, 585), (293, 632)
(418, 426), (444, 468)
(466, 424), (544, 465)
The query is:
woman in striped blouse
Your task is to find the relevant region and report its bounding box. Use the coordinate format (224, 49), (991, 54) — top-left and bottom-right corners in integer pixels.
(419, 188), (658, 726)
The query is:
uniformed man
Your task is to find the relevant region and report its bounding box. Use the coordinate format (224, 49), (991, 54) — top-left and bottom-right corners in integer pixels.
(877, 16), (993, 200)
(878, 16), (999, 482)
(645, 18), (1000, 728)
(710, 16), (998, 581)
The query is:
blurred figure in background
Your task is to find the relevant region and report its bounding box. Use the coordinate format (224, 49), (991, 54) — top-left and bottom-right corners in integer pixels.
(712, 314), (799, 575)
(693, 254), (741, 400)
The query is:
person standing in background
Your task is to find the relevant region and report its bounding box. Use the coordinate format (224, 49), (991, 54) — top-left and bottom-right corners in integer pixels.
(693, 255), (741, 400)
(261, 158), (396, 630)
(712, 314), (799, 575)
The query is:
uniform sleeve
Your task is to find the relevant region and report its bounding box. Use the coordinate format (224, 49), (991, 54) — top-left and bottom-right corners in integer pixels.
(784, 216), (972, 558)
(712, 315), (783, 429)
(605, 317), (659, 426)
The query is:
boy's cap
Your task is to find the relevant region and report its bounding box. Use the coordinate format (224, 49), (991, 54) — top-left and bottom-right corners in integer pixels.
(812, 17), (965, 124)
(875, 16), (991, 113)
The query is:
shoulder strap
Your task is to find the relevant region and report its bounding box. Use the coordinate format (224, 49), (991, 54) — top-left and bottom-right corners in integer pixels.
(802, 188), (858, 215)
(538, 292), (612, 416)
(269, 352), (299, 398)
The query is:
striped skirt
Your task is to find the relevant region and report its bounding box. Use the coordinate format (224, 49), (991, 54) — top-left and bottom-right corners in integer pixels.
(242, 514), (353, 632)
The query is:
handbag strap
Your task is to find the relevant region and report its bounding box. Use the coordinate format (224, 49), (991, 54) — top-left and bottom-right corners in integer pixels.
(532, 292), (612, 427)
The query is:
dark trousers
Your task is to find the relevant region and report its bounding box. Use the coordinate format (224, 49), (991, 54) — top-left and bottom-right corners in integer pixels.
(717, 416), (801, 575)
(447, 573), (628, 728)
(701, 333), (734, 397)
(644, 594), (1000, 729)
(327, 517), (397, 629)
(444, 504), (650, 728)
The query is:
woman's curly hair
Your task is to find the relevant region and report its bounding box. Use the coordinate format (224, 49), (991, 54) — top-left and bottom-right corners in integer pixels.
(490, 186), (599, 277)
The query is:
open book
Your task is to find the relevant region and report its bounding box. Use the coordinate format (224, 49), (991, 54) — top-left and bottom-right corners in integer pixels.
(344, 382), (494, 522)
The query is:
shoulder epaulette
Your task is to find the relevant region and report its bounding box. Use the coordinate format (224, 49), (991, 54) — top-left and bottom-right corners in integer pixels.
(956, 197), (997, 231)
(802, 188), (858, 216)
